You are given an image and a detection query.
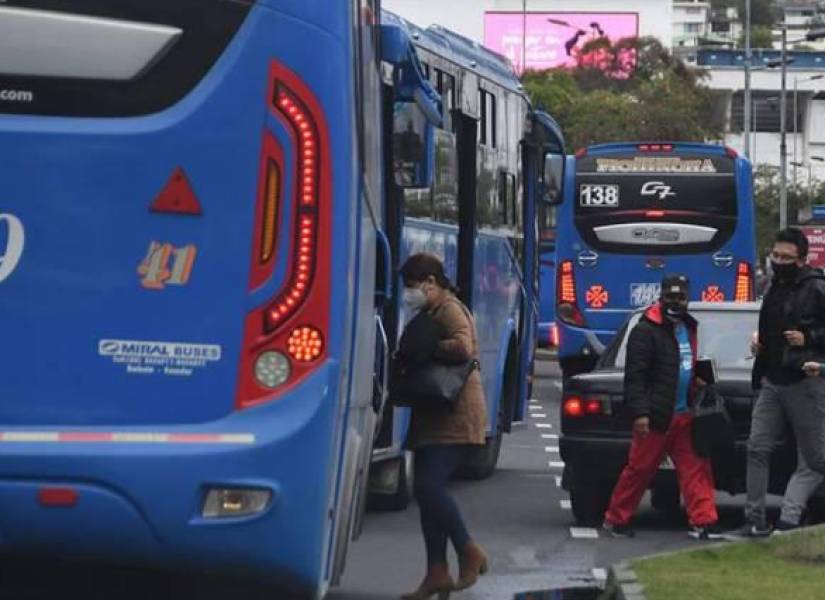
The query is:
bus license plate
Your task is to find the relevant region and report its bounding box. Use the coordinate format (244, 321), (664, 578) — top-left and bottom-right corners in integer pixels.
(659, 456), (675, 470)
(579, 184), (619, 207)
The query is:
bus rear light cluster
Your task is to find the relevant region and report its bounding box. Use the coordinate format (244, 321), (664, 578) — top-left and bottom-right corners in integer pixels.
(557, 260), (586, 327)
(734, 262), (753, 302)
(563, 395), (603, 417)
(236, 61), (331, 410)
(549, 323), (560, 347)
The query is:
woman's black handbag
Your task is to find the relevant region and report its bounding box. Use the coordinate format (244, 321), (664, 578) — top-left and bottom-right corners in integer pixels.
(390, 356), (478, 411)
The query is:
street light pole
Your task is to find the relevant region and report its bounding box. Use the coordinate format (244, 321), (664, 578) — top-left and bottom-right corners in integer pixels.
(780, 27), (788, 229)
(744, 0), (752, 159)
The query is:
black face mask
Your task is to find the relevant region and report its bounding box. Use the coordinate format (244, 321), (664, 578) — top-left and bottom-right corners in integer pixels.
(663, 302), (687, 319)
(771, 261), (799, 281)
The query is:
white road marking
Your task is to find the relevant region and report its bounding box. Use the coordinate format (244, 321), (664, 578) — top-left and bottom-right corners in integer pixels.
(529, 398), (540, 404)
(570, 527), (599, 539)
(555, 475), (562, 487)
(535, 423), (553, 429)
(592, 568), (607, 581)
(544, 446), (560, 453)
(531, 413), (547, 418)
(560, 499), (571, 510)
(541, 433), (559, 440)
(529, 405), (542, 411)
(548, 461), (565, 469)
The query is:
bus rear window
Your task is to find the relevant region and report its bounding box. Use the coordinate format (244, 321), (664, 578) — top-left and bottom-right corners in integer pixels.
(573, 154), (737, 255)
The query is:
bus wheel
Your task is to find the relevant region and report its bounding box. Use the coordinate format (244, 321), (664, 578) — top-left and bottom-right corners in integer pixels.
(368, 451), (414, 512)
(455, 431), (502, 481)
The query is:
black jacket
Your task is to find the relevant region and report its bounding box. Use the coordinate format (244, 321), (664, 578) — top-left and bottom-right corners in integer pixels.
(753, 265), (825, 389)
(624, 303), (698, 432)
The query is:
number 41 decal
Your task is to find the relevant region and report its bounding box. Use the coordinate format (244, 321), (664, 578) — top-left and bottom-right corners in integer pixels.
(138, 241), (197, 290)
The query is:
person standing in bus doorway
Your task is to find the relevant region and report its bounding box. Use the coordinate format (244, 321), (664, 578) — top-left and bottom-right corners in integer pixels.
(396, 253), (488, 600)
(602, 274), (722, 540)
(726, 228), (825, 538)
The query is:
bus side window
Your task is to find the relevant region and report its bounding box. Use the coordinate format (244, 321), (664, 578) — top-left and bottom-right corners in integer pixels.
(477, 89), (496, 147)
(499, 172), (517, 226)
(434, 69), (455, 132)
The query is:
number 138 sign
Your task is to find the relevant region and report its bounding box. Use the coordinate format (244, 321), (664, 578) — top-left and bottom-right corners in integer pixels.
(579, 184), (619, 207)
(0, 213), (24, 284)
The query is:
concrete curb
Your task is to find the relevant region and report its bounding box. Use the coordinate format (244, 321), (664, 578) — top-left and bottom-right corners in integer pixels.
(605, 560), (646, 600)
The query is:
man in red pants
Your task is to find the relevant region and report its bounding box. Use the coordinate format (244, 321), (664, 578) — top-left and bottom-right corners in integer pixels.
(602, 274), (722, 540)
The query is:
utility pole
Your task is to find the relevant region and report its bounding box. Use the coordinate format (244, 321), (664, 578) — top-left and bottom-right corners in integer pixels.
(780, 26), (788, 229)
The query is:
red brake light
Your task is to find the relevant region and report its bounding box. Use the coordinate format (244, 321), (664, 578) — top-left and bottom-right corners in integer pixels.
(236, 61), (332, 410)
(585, 399), (602, 415)
(563, 397), (584, 417)
(638, 143), (673, 152)
(645, 210), (665, 218)
(557, 261), (586, 327)
(38, 487), (78, 507)
(735, 262), (753, 302)
(550, 323), (560, 347)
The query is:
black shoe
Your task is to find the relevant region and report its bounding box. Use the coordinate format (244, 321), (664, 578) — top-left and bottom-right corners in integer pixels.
(771, 519), (799, 535)
(722, 521), (772, 540)
(602, 521), (635, 538)
(688, 523), (724, 540)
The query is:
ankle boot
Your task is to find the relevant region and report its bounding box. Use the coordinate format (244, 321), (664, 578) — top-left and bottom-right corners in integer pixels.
(400, 563), (453, 600)
(454, 541), (488, 591)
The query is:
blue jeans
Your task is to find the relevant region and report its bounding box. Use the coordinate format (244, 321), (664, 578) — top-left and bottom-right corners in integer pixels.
(414, 444), (473, 566)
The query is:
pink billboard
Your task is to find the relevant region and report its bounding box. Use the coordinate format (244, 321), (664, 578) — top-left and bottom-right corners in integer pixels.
(484, 12), (639, 73)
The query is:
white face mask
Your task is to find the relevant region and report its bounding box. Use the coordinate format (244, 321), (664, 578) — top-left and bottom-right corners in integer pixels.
(403, 286), (428, 311)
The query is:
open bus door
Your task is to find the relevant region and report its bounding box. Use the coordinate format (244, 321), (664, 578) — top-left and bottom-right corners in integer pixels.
(517, 111), (565, 410)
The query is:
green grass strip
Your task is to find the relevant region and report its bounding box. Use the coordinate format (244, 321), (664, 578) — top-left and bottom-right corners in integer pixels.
(632, 528), (825, 600)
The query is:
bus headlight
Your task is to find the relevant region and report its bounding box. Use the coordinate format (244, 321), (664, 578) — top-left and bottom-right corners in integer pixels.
(202, 487), (272, 518)
(254, 351), (291, 389)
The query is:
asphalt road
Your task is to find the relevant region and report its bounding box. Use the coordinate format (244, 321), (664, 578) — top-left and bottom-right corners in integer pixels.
(332, 355), (760, 599)
(0, 356), (772, 599)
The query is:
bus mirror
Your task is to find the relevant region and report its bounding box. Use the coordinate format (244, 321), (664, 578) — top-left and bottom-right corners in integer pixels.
(541, 153), (564, 205)
(392, 101), (434, 189)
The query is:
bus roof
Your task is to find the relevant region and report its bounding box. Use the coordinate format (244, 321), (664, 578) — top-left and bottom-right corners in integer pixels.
(579, 142), (734, 157)
(382, 10), (525, 96)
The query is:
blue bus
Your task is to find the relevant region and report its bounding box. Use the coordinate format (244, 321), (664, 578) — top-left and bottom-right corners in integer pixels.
(555, 142), (756, 377)
(0, 2), (563, 597)
(368, 14), (566, 508)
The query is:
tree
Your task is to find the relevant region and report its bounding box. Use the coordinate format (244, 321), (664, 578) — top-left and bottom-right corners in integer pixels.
(737, 25), (774, 49)
(521, 37), (723, 151)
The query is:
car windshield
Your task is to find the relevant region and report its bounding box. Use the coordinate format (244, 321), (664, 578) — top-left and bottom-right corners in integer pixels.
(611, 307), (758, 370)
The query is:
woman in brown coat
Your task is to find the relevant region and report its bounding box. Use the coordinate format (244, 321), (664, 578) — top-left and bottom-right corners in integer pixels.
(397, 253), (488, 600)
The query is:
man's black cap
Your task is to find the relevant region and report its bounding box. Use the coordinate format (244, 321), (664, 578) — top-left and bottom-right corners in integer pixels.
(661, 273), (690, 296)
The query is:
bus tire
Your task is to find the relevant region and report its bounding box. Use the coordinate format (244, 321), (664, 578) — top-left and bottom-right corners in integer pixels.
(368, 451), (414, 512)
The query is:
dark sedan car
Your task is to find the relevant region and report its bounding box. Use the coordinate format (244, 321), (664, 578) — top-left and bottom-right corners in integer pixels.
(559, 301), (823, 525)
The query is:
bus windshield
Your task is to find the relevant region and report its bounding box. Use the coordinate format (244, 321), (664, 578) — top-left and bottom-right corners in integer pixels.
(574, 153), (737, 255)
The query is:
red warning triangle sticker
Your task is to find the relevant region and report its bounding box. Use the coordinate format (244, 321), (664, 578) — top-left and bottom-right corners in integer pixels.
(149, 167), (203, 215)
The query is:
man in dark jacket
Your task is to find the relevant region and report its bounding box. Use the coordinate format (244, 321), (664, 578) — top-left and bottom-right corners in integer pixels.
(727, 228), (825, 538)
(602, 274), (720, 539)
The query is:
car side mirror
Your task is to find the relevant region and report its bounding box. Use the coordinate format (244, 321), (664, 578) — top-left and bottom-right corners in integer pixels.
(540, 153), (564, 205)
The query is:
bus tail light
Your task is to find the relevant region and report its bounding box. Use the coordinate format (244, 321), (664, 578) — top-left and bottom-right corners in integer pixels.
(236, 61), (331, 410)
(735, 262), (753, 302)
(557, 260), (586, 327)
(549, 323), (560, 347)
(202, 487), (272, 518)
